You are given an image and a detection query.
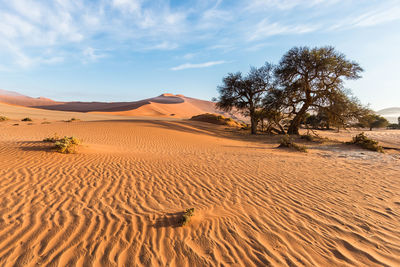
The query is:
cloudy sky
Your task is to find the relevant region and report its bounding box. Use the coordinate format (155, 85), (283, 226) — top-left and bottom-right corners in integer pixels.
(0, 0), (399, 110)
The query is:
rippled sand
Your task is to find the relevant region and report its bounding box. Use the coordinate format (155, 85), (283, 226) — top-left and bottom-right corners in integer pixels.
(0, 117), (399, 266)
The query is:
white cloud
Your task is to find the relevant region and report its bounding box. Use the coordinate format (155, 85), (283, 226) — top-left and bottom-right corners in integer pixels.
(250, 19), (319, 40)
(83, 47), (106, 62)
(171, 60), (226, 71)
(330, 6), (400, 30)
(112, 0), (141, 13)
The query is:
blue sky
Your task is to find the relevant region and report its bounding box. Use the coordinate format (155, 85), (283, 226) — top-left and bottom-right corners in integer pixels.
(0, 0), (399, 110)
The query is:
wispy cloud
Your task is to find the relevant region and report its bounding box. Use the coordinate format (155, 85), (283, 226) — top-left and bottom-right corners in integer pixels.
(249, 20), (319, 40)
(330, 5), (400, 30)
(0, 0), (399, 70)
(171, 61), (226, 71)
(82, 47), (106, 63)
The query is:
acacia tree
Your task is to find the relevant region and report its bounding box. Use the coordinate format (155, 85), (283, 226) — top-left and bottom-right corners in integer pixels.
(274, 46), (363, 134)
(215, 63), (274, 134)
(360, 114), (389, 130)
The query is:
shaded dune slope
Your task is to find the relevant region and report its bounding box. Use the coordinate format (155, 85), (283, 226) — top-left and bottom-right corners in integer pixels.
(0, 120), (399, 266)
(0, 90), (227, 119)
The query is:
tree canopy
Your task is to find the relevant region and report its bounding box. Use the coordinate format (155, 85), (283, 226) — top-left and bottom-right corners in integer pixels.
(215, 46), (368, 135)
(215, 63), (274, 134)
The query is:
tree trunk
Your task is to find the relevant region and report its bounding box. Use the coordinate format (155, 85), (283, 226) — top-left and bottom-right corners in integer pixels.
(250, 108), (257, 134)
(250, 116), (258, 134)
(287, 104), (309, 135)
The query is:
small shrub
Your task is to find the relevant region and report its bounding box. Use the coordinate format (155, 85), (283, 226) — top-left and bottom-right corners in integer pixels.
(279, 135), (307, 152)
(0, 116), (9, 121)
(21, 117), (32, 122)
(190, 113), (243, 127)
(66, 118), (80, 122)
(41, 121), (51, 124)
(43, 135), (81, 154)
(13, 123), (19, 126)
(347, 132), (383, 153)
(181, 208), (195, 226)
(300, 134), (314, 142)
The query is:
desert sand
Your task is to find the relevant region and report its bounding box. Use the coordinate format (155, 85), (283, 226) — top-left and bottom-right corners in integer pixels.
(1, 105), (400, 266)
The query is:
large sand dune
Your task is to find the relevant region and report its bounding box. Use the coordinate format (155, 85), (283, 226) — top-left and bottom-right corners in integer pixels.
(0, 106), (399, 266)
(0, 89), (240, 120)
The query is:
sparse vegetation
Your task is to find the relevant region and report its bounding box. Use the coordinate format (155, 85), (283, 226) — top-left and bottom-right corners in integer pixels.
(0, 116), (9, 121)
(21, 117), (32, 121)
(66, 118), (80, 122)
(359, 114), (389, 130)
(347, 132), (383, 153)
(43, 134), (81, 153)
(300, 134), (314, 142)
(41, 121), (51, 124)
(54, 137), (80, 154)
(181, 208), (195, 226)
(190, 113), (245, 128)
(279, 135), (307, 152)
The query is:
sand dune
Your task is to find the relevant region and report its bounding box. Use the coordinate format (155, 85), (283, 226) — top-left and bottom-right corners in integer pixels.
(0, 107), (400, 266)
(0, 89), (239, 120)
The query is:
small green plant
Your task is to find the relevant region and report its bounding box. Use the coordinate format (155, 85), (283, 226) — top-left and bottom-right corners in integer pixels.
(21, 117), (32, 122)
(347, 132), (383, 153)
(279, 135), (307, 152)
(54, 136), (80, 154)
(181, 208), (195, 226)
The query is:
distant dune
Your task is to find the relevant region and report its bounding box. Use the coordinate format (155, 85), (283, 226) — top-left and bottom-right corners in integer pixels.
(0, 89), (242, 120)
(377, 107), (400, 123)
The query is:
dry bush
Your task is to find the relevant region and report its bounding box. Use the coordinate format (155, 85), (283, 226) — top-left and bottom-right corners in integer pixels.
(43, 134), (81, 153)
(347, 132), (383, 153)
(21, 117), (32, 121)
(0, 116), (9, 121)
(181, 208), (195, 226)
(279, 135), (307, 152)
(190, 113), (245, 128)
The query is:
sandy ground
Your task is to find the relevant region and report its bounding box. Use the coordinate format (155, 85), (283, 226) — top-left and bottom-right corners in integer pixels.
(0, 109), (400, 266)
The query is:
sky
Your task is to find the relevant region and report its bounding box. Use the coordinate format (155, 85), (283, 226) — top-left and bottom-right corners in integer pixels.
(0, 0), (399, 110)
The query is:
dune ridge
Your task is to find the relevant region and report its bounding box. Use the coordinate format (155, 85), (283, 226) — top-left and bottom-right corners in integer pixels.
(0, 116), (399, 266)
(0, 89), (240, 120)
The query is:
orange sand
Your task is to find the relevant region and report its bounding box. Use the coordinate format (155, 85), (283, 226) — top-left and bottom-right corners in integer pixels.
(0, 107), (399, 266)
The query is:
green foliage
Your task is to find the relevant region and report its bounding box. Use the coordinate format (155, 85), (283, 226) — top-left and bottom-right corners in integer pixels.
(181, 208), (195, 226)
(359, 114), (389, 130)
(0, 116), (9, 121)
(215, 63), (274, 134)
(279, 135), (307, 152)
(21, 117), (32, 121)
(347, 132), (383, 153)
(387, 123), (400, 129)
(271, 46), (364, 134)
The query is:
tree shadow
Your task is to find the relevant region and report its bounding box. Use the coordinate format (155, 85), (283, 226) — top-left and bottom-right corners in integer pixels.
(152, 212), (185, 229)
